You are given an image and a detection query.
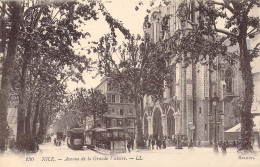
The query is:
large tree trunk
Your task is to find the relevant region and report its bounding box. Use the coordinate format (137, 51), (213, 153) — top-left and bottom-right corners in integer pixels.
(32, 98), (41, 136)
(25, 94), (34, 135)
(0, 1), (22, 153)
(0, 2), (6, 55)
(37, 104), (44, 143)
(237, 29), (254, 152)
(17, 53), (31, 144)
(134, 96), (145, 147)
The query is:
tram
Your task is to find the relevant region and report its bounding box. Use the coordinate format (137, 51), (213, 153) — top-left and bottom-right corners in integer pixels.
(67, 128), (85, 150)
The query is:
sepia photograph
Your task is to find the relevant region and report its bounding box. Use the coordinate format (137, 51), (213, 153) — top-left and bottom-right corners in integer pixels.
(0, 0), (259, 167)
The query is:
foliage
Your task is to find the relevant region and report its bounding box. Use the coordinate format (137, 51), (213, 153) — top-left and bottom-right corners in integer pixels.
(97, 34), (172, 101)
(95, 33), (173, 146)
(194, 0), (259, 153)
(136, 0), (259, 152)
(65, 88), (108, 128)
(0, 0), (132, 152)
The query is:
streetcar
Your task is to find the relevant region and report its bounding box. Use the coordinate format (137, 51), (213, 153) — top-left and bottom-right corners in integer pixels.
(67, 128), (85, 150)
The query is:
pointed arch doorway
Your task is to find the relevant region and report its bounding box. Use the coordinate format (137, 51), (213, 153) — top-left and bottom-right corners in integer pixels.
(167, 109), (175, 139)
(153, 108), (162, 138)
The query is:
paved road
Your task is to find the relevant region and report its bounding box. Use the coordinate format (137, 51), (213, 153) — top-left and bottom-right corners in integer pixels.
(0, 142), (259, 167)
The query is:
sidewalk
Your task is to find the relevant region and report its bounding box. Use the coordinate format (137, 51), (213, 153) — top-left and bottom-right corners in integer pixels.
(133, 145), (260, 154)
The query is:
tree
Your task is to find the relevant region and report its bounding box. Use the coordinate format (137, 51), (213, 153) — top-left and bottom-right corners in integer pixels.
(96, 34), (172, 147)
(189, 0), (259, 152)
(154, 0), (259, 152)
(136, 0), (259, 152)
(71, 88), (108, 128)
(0, 1), (22, 153)
(0, 0), (131, 152)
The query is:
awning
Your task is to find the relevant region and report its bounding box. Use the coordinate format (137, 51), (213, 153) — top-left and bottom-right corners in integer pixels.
(91, 127), (107, 132)
(107, 127), (125, 130)
(225, 116), (260, 132)
(225, 123), (241, 132)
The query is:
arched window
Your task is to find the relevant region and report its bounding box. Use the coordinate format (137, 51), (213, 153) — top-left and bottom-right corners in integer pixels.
(225, 68), (233, 94)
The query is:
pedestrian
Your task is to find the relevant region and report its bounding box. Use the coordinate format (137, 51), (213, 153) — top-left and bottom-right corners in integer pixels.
(152, 137), (155, 150)
(233, 140), (236, 147)
(126, 138), (131, 153)
(162, 136), (166, 149)
(221, 142), (227, 155)
(130, 137), (134, 150)
(188, 139), (193, 149)
(157, 138), (161, 149)
(54, 138), (57, 146)
(148, 136), (151, 149)
(198, 139), (201, 148)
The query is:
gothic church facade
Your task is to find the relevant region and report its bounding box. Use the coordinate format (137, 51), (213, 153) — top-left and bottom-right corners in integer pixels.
(142, 0), (243, 145)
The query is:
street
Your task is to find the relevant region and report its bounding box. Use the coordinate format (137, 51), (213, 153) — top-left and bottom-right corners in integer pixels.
(0, 141), (259, 167)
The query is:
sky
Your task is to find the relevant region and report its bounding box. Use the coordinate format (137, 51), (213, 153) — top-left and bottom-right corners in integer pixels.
(66, 0), (260, 92)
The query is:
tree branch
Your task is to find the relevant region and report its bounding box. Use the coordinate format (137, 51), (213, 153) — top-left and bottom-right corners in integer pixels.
(214, 23), (238, 38)
(211, 0), (235, 14)
(247, 27), (258, 37)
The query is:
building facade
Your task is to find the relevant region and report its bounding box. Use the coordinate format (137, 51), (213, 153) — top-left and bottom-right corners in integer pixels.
(85, 76), (136, 139)
(142, 0), (245, 146)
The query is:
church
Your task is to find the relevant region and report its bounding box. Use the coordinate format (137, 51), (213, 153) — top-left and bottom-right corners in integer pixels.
(141, 0), (246, 146)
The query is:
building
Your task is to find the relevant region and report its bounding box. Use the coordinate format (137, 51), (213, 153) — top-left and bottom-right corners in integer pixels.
(225, 72), (260, 148)
(142, 0), (248, 146)
(85, 76), (136, 151)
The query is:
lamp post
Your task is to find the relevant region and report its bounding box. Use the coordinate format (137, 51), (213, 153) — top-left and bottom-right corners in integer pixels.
(219, 111), (224, 141)
(211, 94), (219, 153)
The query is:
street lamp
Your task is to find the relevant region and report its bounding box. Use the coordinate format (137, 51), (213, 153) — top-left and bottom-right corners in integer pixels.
(219, 111), (224, 142)
(211, 93), (219, 153)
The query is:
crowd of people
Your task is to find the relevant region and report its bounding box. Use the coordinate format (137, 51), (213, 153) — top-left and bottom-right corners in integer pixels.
(146, 135), (168, 150)
(54, 138), (62, 146)
(141, 135), (246, 155)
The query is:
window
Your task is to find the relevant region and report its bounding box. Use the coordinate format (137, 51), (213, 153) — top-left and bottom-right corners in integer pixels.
(124, 97), (128, 103)
(127, 119), (133, 126)
(116, 95), (120, 103)
(199, 107), (202, 114)
(120, 95), (124, 103)
(112, 119), (117, 127)
(111, 108), (115, 114)
(106, 119), (111, 127)
(107, 108), (111, 115)
(225, 68), (233, 94)
(107, 82), (113, 91)
(120, 109), (124, 116)
(129, 108), (133, 116)
(117, 119), (123, 126)
(118, 131), (124, 138)
(112, 95), (116, 103)
(205, 124), (207, 131)
(107, 94), (111, 103)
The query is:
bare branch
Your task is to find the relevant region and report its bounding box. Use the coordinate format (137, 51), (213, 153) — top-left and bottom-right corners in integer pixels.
(247, 27), (258, 37)
(216, 28), (238, 37)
